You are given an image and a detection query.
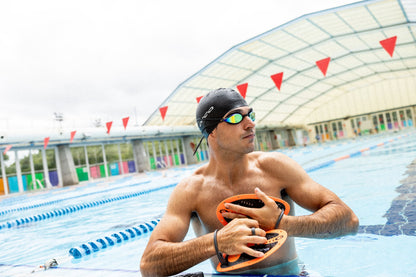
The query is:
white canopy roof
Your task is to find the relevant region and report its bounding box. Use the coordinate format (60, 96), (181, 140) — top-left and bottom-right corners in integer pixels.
(144, 0), (416, 128)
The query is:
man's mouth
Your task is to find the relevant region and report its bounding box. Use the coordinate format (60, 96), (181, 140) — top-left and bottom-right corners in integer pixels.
(243, 132), (255, 139)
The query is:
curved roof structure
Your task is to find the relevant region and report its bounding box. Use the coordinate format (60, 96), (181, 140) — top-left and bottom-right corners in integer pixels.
(144, 0), (416, 128)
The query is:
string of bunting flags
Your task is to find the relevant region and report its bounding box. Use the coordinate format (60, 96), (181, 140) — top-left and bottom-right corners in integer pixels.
(158, 35), (397, 121)
(2, 117), (131, 155)
(1, 36), (397, 156)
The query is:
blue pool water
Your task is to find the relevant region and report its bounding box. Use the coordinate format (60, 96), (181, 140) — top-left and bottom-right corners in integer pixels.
(1, 130), (415, 277)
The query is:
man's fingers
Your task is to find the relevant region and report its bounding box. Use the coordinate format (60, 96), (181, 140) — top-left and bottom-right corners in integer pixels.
(224, 203), (254, 217)
(244, 248), (265, 258)
(221, 211), (247, 220)
(254, 187), (275, 206)
(250, 227), (267, 237)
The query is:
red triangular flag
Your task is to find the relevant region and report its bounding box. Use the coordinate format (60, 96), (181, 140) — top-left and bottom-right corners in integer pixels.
(236, 83), (248, 99)
(270, 72), (283, 91)
(380, 36), (397, 57)
(44, 137), (50, 149)
(3, 145), (12, 155)
(70, 131), (76, 143)
(159, 106), (168, 120)
(316, 57), (331, 76)
(196, 96), (203, 103)
(122, 117), (129, 130)
(106, 121), (113, 134)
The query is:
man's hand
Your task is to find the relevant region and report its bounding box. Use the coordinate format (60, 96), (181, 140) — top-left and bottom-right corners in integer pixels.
(220, 188), (282, 230)
(217, 218), (267, 257)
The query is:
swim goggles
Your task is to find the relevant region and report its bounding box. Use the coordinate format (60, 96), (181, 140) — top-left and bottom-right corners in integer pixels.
(221, 109), (255, 124)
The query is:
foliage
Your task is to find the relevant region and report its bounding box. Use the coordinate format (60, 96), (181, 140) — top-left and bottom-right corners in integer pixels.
(4, 149), (56, 175)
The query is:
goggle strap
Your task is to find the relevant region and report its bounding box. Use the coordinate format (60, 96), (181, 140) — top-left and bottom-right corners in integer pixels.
(193, 136), (205, 156)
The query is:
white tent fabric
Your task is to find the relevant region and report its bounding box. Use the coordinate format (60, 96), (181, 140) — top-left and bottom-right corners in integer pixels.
(144, 0), (416, 128)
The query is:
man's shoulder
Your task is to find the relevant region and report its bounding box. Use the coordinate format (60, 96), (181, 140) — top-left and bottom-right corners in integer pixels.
(175, 166), (206, 193)
(249, 151), (288, 164)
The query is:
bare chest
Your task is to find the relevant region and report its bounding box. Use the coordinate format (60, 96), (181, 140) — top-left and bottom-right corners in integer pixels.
(193, 173), (285, 233)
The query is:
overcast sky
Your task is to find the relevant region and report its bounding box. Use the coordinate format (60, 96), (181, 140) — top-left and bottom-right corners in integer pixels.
(0, 0), (357, 132)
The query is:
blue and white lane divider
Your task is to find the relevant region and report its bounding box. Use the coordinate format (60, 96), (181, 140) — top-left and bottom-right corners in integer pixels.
(0, 180), (151, 217)
(69, 219), (160, 259)
(30, 218), (160, 273)
(305, 133), (411, 173)
(0, 183), (175, 230)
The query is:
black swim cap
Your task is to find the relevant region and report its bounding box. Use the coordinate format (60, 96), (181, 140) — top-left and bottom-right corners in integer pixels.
(196, 88), (248, 138)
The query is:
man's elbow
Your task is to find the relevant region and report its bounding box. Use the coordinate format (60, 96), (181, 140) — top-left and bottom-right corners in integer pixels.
(348, 212), (360, 235)
(140, 256), (153, 277)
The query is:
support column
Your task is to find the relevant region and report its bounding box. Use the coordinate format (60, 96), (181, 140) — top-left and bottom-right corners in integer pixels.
(57, 144), (78, 186)
(118, 144), (124, 175)
(287, 129), (296, 147)
(55, 147), (63, 187)
(269, 130), (280, 150)
(1, 153), (9, 195)
(84, 145), (91, 180)
(181, 138), (187, 165)
(102, 144), (109, 178)
(158, 141), (164, 168)
(29, 151), (37, 189)
(343, 119), (354, 138)
(132, 139), (149, 173)
(15, 151), (24, 192)
(151, 141), (157, 169)
(183, 136), (198, 165)
(42, 148), (52, 188)
(164, 140), (171, 167)
(177, 139), (183, 165)
(170, 140), (176, 166)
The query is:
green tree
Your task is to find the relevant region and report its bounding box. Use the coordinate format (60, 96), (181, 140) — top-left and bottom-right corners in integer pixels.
(5, 149), (56, 175)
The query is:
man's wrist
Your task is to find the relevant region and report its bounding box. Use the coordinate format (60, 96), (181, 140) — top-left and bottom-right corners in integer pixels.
(213, 229), (227, 265)
(274, 209), (285, 229)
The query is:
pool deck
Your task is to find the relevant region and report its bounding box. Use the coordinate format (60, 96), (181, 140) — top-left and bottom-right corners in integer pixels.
(359, 158), (416, 236)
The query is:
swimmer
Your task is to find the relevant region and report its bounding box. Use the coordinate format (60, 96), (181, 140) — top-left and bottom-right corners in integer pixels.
(140, 88), (359, 276)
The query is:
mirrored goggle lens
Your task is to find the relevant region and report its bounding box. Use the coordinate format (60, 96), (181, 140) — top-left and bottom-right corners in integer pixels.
(223, 111), (255, 124)
(248, 111), (255, 122)
(224, 113), (243, 124)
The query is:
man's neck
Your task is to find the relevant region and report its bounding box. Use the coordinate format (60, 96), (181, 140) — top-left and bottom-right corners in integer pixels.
(207, 150), (251, 185)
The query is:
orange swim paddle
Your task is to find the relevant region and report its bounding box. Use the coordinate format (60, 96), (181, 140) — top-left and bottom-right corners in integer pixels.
(216, 194), (290, 226)
(215, 194), (290, 273)
(216, 229), (287, 272)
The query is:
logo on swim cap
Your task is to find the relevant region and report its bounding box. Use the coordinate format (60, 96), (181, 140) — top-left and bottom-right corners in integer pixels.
(199, 106), (214, 128)
(202, 106), (214, 120)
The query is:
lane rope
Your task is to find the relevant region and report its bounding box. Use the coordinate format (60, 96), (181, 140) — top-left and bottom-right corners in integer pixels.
(305, 133), (411, 173)
(29, 218), (160, 274)
(0, 183), (175, 230)
(69, 219), (160, 259)
(0, 179), (150, 217)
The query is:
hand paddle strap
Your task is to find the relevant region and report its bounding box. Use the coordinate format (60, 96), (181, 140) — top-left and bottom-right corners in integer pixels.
(274, 208), (285, 229)
(214, 229), (227, 265)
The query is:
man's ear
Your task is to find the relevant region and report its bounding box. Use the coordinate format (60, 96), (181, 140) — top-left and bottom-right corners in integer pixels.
(210, 128), (217, 138)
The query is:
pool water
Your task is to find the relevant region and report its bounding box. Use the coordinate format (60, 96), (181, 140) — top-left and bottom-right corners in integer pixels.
(1, 130), (415, 277)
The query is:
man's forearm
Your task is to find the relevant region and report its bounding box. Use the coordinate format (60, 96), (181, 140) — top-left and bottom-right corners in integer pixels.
(140, 232), (216, 276)
(281, 202), (359, 238)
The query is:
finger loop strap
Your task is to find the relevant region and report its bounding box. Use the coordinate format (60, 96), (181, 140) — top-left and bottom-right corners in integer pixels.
(214, 229), (228, 265)
(274, 208), (285, 229)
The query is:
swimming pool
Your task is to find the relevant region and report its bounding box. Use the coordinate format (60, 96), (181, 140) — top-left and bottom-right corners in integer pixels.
(1, 130), (415, 277)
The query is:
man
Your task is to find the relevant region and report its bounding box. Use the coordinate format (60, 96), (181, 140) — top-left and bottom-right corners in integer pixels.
(140, 88), (359, 276)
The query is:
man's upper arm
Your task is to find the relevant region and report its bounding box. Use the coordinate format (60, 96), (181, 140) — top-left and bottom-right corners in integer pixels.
(271, 153), (341, 212)
(145, 180), (196, 245)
